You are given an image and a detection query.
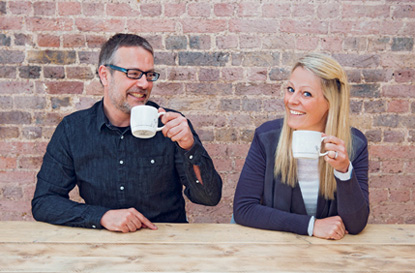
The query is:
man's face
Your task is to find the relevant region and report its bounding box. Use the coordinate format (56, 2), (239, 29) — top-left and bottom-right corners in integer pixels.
(104, 46), (155, 115)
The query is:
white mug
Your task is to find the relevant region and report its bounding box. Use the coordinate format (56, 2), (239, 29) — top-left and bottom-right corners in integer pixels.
(292, 130), (329, 159)
(130, 105), (166, 139)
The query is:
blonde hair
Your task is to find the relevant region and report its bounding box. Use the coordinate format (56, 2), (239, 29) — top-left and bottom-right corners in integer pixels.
(274, 53), (352, 200)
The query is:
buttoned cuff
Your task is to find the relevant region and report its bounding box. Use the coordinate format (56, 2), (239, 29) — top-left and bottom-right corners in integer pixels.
(180, 139), (204, 165)
(334, 161), (353, 181)
(307, 216), (315, 236)
(85, 206), (110, 229)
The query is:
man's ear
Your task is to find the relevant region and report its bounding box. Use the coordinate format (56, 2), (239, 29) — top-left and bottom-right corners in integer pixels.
(98, 65), (110, 86)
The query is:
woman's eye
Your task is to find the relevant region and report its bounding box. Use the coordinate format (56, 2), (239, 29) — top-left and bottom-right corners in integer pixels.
(303, 91), (312, 97)
(287, 87), (294, 93)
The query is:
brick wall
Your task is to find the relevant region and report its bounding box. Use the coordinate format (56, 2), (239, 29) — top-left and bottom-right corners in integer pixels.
(1, 0), (414, 224)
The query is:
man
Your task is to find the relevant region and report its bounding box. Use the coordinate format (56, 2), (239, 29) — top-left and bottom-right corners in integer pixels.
(32, 33), (222, 232)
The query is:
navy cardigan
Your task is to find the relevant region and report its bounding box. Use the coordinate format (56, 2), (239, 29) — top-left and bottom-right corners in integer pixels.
(233, 119), (369, 235)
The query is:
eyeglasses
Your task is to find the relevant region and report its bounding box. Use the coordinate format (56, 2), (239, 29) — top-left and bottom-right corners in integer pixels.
(104, 64), (160, 82)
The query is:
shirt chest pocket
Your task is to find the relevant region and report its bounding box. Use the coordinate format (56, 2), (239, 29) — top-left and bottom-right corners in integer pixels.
(130, 155), (176, 196)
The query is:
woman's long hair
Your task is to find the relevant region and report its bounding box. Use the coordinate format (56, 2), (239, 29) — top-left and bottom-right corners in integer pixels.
(274, 53), (352, 200)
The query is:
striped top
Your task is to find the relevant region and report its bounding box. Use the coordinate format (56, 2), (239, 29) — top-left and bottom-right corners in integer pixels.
(297, 158), (320, 216)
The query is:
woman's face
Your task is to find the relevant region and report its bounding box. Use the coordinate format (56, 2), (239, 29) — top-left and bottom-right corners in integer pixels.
(284, 66), (329, 132)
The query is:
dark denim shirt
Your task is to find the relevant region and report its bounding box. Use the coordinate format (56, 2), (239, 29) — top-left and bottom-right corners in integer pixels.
(32, 100), (222, 229)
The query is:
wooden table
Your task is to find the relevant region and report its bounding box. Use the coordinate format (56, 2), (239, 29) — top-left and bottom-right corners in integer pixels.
(0, 221), (414, 272)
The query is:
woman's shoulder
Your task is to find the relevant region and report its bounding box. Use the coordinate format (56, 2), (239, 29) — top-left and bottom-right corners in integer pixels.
(351, 127), (368, 147)
(256, 118), (284, 135)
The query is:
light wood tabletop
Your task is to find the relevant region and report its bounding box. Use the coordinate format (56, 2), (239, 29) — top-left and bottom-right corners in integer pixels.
(0, 221), (414, 272)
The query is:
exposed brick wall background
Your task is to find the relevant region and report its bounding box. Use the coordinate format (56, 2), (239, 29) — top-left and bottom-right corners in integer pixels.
(1, 0), (414, 225)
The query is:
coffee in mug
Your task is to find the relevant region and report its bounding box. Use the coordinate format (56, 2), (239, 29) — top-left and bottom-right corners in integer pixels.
(130, 105), (166, 139)
(292, 130), (329, 159)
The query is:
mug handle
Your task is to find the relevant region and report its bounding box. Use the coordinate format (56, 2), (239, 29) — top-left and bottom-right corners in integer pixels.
(319, 136), (329, 157)
(156, 112), (166, 131)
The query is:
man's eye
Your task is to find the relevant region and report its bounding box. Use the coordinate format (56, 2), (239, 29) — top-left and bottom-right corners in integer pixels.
(147, 73), (155, 79)
(128, 71), (141, 78)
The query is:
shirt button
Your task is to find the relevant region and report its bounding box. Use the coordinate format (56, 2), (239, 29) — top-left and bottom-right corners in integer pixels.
(121, 135), (124, 140)
(189, 155), (193, 160)
(196, 180), (200, 184)
(92, 225), (96, 229)
(120, 160), (124, 165)
(150, 159), (155, 164)
(120, 186), (124, 191)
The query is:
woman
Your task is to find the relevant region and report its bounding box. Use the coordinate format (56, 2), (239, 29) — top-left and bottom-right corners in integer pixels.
(233, 53), (369, 240)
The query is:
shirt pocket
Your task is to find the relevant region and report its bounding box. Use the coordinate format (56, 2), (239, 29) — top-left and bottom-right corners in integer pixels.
(134, 155), (176, 196)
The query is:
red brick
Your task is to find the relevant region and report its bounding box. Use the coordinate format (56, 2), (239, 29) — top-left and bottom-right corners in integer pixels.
(37, 34), (60, 47)
(230, 19), (279, 33)
(185, 115), (226, 129)
(383, 85), (415, 98)
(321, 37), (343, 52)
(58, 2), (81, 16)
(369, 160), (381, 173)
(166, 68), (197, 81)
(14, 96), (46, 110)
(75, 97), (99, 111)
(63, 34), (86, 48)
(0, 81), (33, 95)
(0, 157), (17, 169)
(281, 20), (328, 34)
(82, 3), (104, 16)
(27, 17), (73, 31)
(394, 69), (415, 83)
(342, 4), (390, 18)
(317, 3), (340, 19)
(0, 17), (23, 30)
(45, 81), (84, 94)
(66, 67), (94, 80)
(9, 2), (31, 15)
(107, 3), (138, 17)
(165, 3), (186, 17)
(331, 21), (381, 35)
(240, 35), (260, 49)
(292, 3), (314, 18)
(151, 83), (184, 96)
(296, 36), (319, 50)
(382, 159), (404, 173)
(235, 83), (277, 96)
(214, 3), (235, 17)
(188, 3), (211, 17)
(369, 188), (388, 204)
(140, 3), (162, 16)
(389, 189), (411, 202)
(34, 112), (64, 126)
(0, 127), (19, 139)
(370, 145), (415, 160)
(76, 18), (124, 32)
(34, 2), (56, 16)
(18, 156), (43, 170)
(86, 35), (107, 48)
(85, 80), (104, 96)
(262, 3), (290, 18)
(22, 127), (42, 140)
(199, 68), (220, 82)
(388, 100), (410, 113)
(401, 22), (415, 35)
(392, 5), (415, 18)
(263, 34), (296, 50)
(238, 2), (261, 17)
(0, 50), (25, 64)
(0, 170), (36, 184)
(182, 19), (227, 33)
(0, 142), (47, 156)
(221, 68), (244, 82)
(128, 19), (176, 33)
(247, 68), (267, 81)
(216, 35), (238, 49)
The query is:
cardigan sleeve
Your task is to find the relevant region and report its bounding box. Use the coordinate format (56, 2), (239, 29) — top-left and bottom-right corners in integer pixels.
(335, 129), (370, 234)
(233, 128), (311, 235)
